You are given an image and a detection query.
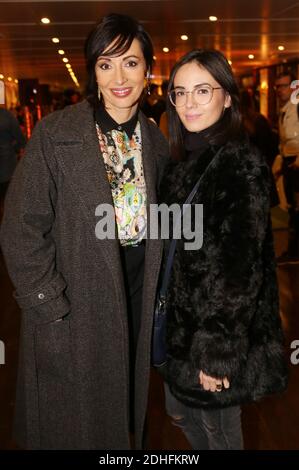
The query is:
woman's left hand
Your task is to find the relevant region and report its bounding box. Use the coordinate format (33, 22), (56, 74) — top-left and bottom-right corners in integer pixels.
(199, 370), (230, 392)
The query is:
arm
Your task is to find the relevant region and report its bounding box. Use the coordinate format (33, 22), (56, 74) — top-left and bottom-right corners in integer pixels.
(190, 151), (271, 382)
(0, 120), (70, 323)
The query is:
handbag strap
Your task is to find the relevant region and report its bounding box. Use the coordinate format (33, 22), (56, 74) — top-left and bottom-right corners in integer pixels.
(159, 146), (223, 298)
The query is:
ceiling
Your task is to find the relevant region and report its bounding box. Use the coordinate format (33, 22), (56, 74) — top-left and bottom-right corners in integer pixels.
(1, 0), (299, 90)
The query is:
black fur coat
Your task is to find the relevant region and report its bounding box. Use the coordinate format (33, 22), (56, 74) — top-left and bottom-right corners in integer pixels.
(159, 137), (288, 408)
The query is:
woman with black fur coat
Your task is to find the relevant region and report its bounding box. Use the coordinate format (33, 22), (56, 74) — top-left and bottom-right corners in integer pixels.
(159, 49), (288, 450)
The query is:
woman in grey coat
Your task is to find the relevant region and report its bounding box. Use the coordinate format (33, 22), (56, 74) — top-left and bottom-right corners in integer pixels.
(0, 14), (168, 449)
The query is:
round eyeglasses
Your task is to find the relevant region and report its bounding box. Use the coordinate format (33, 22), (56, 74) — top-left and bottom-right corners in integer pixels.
(168, 84), (222, 107)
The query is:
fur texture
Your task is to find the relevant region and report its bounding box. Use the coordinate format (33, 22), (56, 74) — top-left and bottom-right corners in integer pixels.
(159, 140), (288, 408)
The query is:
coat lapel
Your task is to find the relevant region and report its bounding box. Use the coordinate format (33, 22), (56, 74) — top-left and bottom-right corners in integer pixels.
(53, 100), (124, 290)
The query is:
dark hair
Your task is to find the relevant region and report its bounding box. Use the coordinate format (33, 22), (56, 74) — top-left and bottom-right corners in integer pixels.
(167, 49), (243, 160)
(275, 70), (297, 83)
(84, 13), (154, 106)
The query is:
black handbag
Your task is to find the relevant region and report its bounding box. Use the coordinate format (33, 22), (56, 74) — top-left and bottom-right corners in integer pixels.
(151, 147), (223, 367)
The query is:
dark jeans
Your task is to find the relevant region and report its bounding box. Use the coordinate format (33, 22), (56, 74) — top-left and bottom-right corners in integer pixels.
(282, 157), (299, 255)
(120, 242), (145, 433)
(164, 383), (243, 450)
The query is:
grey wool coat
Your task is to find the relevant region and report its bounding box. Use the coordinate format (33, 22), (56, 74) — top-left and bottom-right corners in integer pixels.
(0, 100), (169, 449)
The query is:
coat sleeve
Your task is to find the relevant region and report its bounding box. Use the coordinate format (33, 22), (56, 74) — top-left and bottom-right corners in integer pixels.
(150, 122), (170, 185)
(189, 152), (273, 380)
(0, 120), (70, 323)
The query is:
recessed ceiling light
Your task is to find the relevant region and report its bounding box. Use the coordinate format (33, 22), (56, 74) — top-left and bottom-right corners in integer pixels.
(52, 37), (59, 44)
(66, 63), (71, 68)
(153, 55), (157, 60)
(58, 49), (65, 55)
(0, 74), (4, 79)
(14, 79), (18, 83)
(163, 47), (169, 53)
(209, 16), (218, 22)
(228, 60), (232, 65)
(278, 45), (285, 51)
(181, 35), (188, 41)
(248, 54), (255, 59)
(41, 17), (50, 24)
(62, 57), (69, 63)
(7, 77), (12, 81)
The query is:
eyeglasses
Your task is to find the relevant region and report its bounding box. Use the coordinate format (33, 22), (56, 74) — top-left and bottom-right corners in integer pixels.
(168, 84), (222, 107)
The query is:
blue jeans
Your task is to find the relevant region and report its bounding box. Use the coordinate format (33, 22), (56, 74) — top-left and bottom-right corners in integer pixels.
(164, 383), (243, 450)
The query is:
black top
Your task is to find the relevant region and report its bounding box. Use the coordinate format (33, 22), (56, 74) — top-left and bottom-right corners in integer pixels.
(95, 103), (138, 139)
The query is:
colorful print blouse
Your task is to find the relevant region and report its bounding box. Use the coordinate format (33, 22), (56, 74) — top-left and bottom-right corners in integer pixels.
(96, 119), (147, 247)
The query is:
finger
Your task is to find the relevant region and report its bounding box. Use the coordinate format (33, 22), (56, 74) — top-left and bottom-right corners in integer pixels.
(208, 377), (217, 393)
(223, 377), (230, 389)
(202, 379), (210, 391)
(202, 375), (212, 391)
(198, 370), (203, 385)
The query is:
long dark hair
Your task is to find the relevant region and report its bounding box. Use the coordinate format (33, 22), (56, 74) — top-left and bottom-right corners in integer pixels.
(167, 49), (243, 160)
(84, 13), (154, 107)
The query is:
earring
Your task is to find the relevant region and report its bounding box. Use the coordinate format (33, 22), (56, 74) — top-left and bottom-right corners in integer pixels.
(145, 73), (151, 95)
(98, 87), (101, 101)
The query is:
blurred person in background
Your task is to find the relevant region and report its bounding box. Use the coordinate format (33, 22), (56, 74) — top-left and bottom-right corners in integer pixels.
(240, 89), (279, 207)
(273, 71), (299, 263)
(0, 106), (25, 220)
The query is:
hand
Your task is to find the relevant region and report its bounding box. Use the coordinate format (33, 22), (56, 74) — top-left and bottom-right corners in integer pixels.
(199, 370), (230, 393)
(289, 155), (299, 170)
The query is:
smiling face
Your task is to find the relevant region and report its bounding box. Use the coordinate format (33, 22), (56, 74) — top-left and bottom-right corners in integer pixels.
(95, 38), (147, 122)
(172, 61), (231, 132)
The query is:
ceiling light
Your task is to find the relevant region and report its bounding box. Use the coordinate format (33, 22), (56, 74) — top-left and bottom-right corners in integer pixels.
(52, 37), (59, 44)
(66, 63), (71, 68)
(163, 47), (169, 53)
(58, 49), (65, 55)
(228, 60), (232, 65)
(41, 17), (50, 24)
(278, 45), (285, 51)
(14, 79), (18, 83)
(62, 57), (69, 63)
(181, 35), (188, 41)
(248, 54), (255, 59)
(153, 55), (157, 60)
(0, 74), (4, 79)
(7, 77), (12, 81)
(209, 16), (218, 22)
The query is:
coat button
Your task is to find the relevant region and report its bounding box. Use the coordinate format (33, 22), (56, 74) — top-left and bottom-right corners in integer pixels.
(38, 293), (45, 300)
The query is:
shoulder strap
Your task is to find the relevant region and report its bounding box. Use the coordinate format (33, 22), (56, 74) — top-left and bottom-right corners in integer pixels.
(159, 146), (223, 298)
